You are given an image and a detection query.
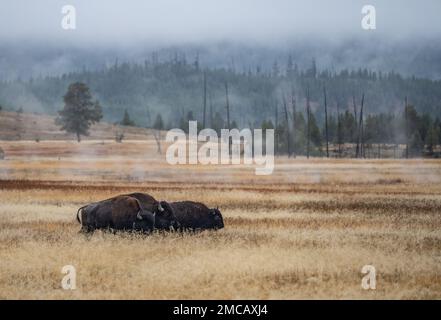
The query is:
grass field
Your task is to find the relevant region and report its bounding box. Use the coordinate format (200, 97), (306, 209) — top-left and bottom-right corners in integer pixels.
(1, 140), (441, 299)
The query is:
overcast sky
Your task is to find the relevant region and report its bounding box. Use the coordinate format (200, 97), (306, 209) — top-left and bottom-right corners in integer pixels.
(1, 0), (440, 46)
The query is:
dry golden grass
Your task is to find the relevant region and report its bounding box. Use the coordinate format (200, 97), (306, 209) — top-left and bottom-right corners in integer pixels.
(0, 110), (154, 141)
(0, 140), (441, 299)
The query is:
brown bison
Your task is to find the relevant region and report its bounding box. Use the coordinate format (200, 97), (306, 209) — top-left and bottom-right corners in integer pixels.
(76, 193), (179, 233)
(169, 201), (224, 231)
(123, 192), (180, 230)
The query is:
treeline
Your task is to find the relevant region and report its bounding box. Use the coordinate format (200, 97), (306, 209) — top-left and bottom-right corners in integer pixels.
(0, 52), (440, 127)
(1, 52), (441, 157)
(258, 101), (441, 158)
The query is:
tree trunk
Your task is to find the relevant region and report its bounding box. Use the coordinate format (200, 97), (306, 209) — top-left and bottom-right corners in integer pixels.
(291, 89), (296, 158)
(324, 86), (329, 158)
(360, 94), (365, 158)
(353, 95), (359, 158)
(337, 102), (341, 157)
(153, 130), (162, 154)
(283, 95), (291, 157)
(76, 132), (81, 143)
(358, 93), (365, 158)
(203, 72), (207, 128)
(405, 96), (409, 159)
(275, 105), (278, 155)
(225, 82), (231, 130)
(209, 91), (213, 127)
(306, 88), (311, 159)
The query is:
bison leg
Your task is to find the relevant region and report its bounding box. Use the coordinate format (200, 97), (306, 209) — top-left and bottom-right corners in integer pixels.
(79, 225), (94, 234)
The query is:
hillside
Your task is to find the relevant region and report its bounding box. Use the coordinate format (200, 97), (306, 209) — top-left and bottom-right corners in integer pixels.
(1, 59), (441, 130)
(0, 110), (152, 141)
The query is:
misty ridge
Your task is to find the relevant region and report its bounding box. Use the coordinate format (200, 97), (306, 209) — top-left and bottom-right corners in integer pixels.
(2, 37), (441, 81)
(1, 38), (441, 122)
(1, 31), (441, 159)
(1, 1), (441, 132)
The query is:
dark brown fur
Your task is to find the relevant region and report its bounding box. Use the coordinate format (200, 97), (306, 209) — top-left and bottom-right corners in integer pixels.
(170, 201), (224, 231)
(125, 193), (180, 230)
(77, 192), (179, 232)
(77, 195), (155, 233)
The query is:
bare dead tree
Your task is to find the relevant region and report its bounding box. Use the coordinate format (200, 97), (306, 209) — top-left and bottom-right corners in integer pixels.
(306, 87), (311, 159)
(274, 102), (279, 155)
(153, 130), (162, 154)
(283, 94), (291, 157)
(324, 86), (329, 158)
(152, 114), (164, 154)
(405, 96), (409, 159)
(357, 93), (365, 158)
(361, 101), (364, 158)
(202, 71), (207, 128)
(291, 87), (296, 158)
(115, 129), (124, 143)
(353, 95), (360, 158)
(352, 95), (358, 121)
(225, 82), (231, 130)
(209, 91), (214, 127)
(336, 101), (341, 157)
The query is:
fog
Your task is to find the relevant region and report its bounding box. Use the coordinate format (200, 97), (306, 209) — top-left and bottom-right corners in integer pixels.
(1, 1), (441, 80)
(1, 0), (440, 45)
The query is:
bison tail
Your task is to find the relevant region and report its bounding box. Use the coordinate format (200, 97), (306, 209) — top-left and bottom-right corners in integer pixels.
(76, 205), (87, 224)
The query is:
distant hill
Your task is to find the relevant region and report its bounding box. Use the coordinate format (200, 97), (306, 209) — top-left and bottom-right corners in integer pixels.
(1, 58), (441, 129)
(0, 110), (152, 141)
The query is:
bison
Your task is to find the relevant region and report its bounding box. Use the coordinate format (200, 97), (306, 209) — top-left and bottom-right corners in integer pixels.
(76, 193), (179, 233)
(122, 194), (223, 231)
(123, 192), (180, 230)
(169, 201), (224, 231)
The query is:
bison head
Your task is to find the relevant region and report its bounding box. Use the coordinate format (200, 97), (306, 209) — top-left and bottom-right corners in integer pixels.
(210, 208), (224, 229)
(154, 201), (180, 230)
(134, 209), (156, 230)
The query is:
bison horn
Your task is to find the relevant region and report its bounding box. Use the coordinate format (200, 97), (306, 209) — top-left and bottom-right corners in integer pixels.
(158, 202), (165, 212)
(136, 210), (143, 220)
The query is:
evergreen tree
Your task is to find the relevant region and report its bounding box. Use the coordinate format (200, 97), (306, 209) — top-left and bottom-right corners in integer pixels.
(56, 82), (102, 142)
(121, 109), (135, 126)
(153, 113), (164, 130)
(293, 112), (307, 154)
(426, 124), (439, 154)
(309, 113), (322, 148)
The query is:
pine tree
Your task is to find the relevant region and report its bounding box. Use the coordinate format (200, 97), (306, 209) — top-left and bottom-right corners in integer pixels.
(121, 109), (135, 126)
(425, 124), (439, 154)
(56, 82), (102, 142)
(154, 114), (164, 130)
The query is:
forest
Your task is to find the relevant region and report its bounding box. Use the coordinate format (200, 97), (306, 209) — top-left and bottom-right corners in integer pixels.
(1, 52), (441, 157)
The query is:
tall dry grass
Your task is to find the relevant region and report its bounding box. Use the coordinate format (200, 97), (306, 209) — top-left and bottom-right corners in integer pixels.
(0, 141), (440, 299)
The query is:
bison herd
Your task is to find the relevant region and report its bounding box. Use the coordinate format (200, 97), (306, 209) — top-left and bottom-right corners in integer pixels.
(76, 192), (224, 233)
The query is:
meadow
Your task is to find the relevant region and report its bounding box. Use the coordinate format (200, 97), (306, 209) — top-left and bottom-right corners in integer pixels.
(0, 140), (441, 299)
